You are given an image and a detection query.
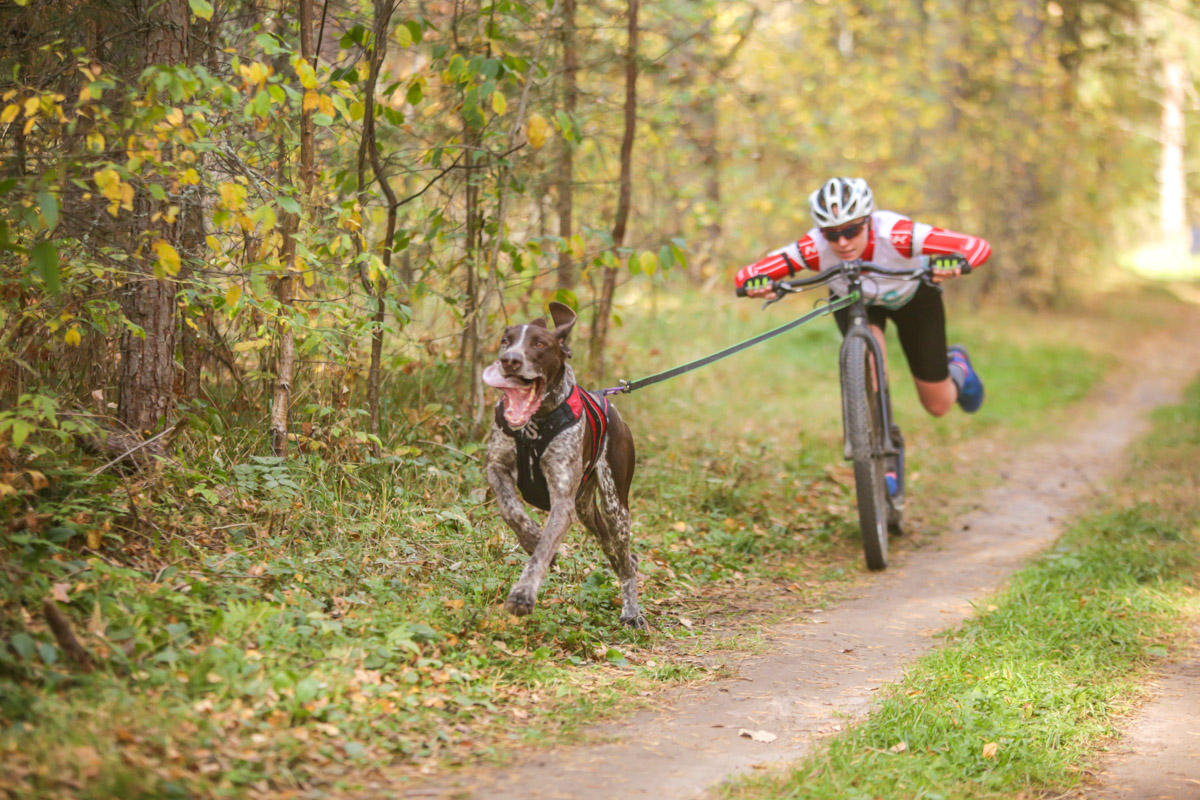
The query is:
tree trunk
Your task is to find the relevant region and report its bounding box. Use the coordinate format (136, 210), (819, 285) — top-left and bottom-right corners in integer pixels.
(270, 0), (316, 457)
(589, 0), (637, 381)
(556, 0), (577, 290)
(1160, 54), (1187, 249)
(117, 0), (188, 448)
(362, 0), (397, 458)
(460, 134), (482, 420)
(178, 10), (220, 403)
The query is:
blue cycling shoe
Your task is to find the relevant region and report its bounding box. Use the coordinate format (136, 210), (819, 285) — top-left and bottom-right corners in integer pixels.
(947, 345), (984, 413)
(885, 471), (899, 497)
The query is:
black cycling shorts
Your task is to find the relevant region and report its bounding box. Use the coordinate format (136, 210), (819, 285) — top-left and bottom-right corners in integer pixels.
(831, 282), (949, 383)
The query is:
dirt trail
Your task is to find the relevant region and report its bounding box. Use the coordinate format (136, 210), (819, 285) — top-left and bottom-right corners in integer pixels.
(407, 320), (1200, 800)
(1067, 626), (1200, 800)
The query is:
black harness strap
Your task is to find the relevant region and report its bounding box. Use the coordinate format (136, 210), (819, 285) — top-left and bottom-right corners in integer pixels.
(496, 385), (610, 511)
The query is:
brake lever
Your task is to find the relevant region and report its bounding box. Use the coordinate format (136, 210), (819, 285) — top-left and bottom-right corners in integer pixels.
(760, 295), (782, 310)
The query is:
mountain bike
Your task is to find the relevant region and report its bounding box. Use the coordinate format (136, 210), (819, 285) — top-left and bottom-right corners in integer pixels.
(738, 259), (965, 570)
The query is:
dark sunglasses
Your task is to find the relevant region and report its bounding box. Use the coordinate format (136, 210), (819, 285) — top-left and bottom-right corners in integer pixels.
(821, 219), (868, 242)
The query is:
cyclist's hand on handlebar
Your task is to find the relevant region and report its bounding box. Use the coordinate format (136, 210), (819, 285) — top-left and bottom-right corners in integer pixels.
(740, 275), (778, 300)
(926, 254), (970, 283)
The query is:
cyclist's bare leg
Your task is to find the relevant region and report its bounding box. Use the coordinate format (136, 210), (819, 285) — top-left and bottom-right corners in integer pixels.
(914, 377), (956, 417)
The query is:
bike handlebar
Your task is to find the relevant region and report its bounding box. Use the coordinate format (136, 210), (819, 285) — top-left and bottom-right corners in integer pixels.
(734, 257), (971, 297)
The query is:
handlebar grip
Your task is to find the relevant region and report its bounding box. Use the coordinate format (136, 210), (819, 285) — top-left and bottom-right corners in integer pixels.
(961, 263), (972, 275)
(736, 286), (747, 297)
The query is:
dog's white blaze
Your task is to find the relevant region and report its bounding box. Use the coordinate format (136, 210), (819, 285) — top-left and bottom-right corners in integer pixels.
(505, 324), (528, 360)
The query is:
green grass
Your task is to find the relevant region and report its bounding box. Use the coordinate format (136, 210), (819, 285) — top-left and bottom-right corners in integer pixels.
(0, 279), (1193, 798)
(722, 379), (1200, 800)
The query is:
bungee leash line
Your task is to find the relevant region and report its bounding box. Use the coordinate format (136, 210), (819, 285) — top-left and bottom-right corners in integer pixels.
(600, 293), (859, 396)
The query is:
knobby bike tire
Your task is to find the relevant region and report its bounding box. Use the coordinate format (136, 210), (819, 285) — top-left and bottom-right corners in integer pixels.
(842, 335), (889, 570)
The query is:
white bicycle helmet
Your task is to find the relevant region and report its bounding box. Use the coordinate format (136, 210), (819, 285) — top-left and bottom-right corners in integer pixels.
(809, 177), (874, 227)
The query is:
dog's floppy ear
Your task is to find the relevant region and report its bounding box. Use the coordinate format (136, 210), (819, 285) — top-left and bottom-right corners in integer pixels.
(548, 301), (577, 357)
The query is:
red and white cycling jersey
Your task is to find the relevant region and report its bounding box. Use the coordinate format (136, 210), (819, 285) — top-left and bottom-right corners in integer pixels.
(734, 211), (991, 310)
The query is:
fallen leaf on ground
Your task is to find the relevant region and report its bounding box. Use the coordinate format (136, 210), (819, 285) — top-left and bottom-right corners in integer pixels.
(739, 729), (776, 743)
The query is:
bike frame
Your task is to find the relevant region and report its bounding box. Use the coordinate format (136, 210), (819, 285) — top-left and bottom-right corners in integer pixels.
(767, 259), (919, 465)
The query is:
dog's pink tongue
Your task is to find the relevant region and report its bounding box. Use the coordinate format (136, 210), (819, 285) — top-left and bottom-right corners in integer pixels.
(482, 363), (541, 427)
(482, 362), (523, 389)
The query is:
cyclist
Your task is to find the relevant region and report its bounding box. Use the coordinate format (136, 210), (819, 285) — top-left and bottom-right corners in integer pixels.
(735, 176), (989, 418)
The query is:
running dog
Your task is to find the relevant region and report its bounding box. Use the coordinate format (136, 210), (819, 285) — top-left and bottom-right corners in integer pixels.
(482, 302), (643, 627)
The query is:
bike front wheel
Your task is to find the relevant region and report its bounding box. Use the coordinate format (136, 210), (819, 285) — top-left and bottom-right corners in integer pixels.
(842, 334), (888, 570)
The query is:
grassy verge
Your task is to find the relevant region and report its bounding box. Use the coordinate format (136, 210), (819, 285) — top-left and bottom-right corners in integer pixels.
(722, 378), (1200, 800)
(0, 278), (1192, 799)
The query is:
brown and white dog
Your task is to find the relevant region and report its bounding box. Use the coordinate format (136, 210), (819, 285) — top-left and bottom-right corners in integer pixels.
(482, 302), (643, 627)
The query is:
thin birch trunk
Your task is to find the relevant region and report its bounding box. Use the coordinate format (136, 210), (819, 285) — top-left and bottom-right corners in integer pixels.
(589, 0), (637, 381)
(271, 0), (316, 456)
(362, 0), (397, 457)
(556, 0), (577, 290)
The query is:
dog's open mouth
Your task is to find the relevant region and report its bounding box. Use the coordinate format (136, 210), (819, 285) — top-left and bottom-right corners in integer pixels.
(482, 362), (545, 428)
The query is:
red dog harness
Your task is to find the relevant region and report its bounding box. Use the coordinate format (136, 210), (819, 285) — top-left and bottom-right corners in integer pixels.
(495, 385), (610, 511)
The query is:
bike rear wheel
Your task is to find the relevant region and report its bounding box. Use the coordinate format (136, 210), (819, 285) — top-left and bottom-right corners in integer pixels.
(842, 335), (888, 570)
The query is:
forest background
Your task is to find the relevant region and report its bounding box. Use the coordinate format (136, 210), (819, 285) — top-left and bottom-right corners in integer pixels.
(2, 0), (1200, 797)
(3, 0), (1196, 458)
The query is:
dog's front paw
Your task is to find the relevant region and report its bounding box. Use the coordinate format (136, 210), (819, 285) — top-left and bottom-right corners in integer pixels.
(620, 612), (647, 629)
(505, 588), (536, 617)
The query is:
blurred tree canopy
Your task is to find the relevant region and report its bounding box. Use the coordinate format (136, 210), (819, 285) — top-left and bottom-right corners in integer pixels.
(0, 0), (1191, 465)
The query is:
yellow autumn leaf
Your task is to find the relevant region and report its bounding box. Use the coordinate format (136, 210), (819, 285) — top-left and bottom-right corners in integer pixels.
(86, 529), (102, 549)
(117, 181), (135, 213)
(294, 58), (319, 90)
(86, 130), (105, 153)
(232, 338), (271, 353)
(93, 168), (123, 202)
(23, 97), (39, 117)
(180, 168), (200, 186)
(526, 113), (550, 149)
(982, 742), (999, 759)
(640, 251), (659, 276)
(238, 61), (270, 88)
(165, 107), (184, 126)
(492, 90), (507, 115)
(225, 283), (242, 309)
(1, 104), (19, 124)
(302, 268), (315, 287)
(318, 94), (336, 118)
(205, 235), (222, 252)
(303, 91), (321, 113)
(153, 240), (181, 276)
(218, 182), (247, 210)
(64, 327), (81, 347)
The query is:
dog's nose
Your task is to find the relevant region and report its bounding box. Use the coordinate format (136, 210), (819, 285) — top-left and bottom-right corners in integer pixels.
(500, 352), (523, 371)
